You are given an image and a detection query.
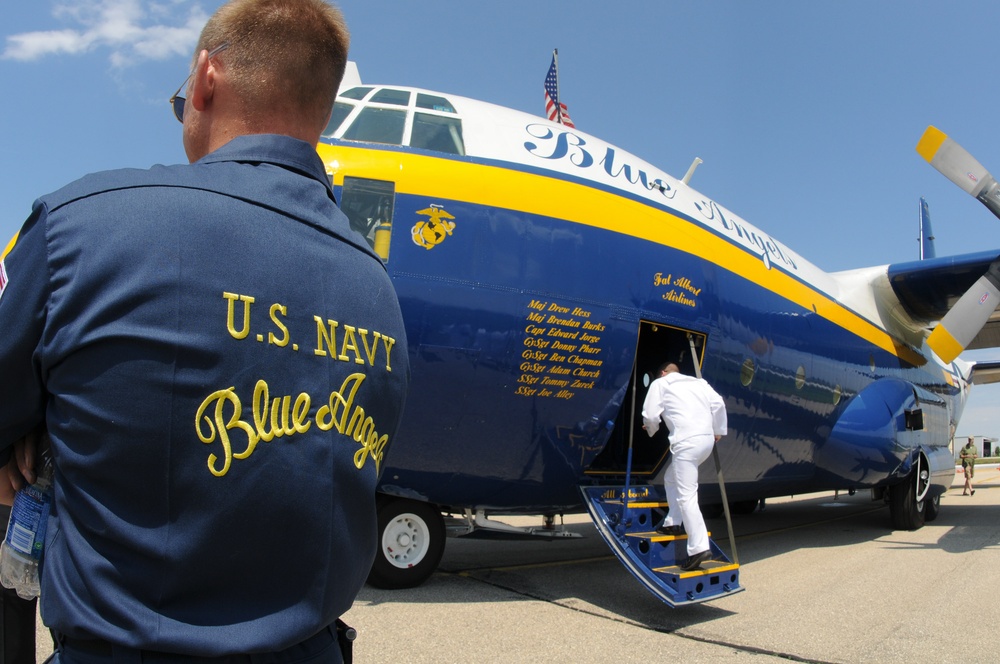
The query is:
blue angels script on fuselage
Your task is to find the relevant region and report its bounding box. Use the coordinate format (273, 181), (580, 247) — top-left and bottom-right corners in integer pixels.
(523, 124), (677, 200)
(522, 124), (798, 274)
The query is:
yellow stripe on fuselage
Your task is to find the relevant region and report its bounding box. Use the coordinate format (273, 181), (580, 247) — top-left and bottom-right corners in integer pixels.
(318, 143), (922, 366)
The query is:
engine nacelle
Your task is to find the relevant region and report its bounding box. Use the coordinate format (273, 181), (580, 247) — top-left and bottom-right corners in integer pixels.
(819, 377), (953, 492)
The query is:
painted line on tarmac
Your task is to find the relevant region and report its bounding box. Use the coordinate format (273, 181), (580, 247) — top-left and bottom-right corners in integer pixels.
(446, 551), (836, 664)
(711, 504), (887, 545)
(450, 502), (887, 577)
(454, 554), (614, 576)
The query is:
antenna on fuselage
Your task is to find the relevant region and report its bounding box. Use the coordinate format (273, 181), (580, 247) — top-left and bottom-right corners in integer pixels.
(682, 157), (703, 185)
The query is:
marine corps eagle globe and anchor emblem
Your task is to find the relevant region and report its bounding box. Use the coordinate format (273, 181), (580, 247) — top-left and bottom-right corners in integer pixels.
(411, 204), (456, 249)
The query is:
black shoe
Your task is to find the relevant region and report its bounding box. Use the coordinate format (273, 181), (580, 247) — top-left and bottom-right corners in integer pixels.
(680, 549), (712, 571)
(656, 524), (685, 536)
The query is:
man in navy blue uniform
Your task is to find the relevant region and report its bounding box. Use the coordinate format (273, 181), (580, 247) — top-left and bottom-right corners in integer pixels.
(0, 0), (409, 661)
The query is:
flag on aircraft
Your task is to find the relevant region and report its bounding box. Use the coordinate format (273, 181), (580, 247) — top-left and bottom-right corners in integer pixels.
(544, 50), (575, 128)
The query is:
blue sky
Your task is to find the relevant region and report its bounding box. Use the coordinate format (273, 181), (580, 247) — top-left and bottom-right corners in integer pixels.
(2, 1), (999, 445)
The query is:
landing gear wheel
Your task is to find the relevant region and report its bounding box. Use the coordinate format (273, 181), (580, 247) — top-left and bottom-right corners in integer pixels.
(889, 458), (929, 531)
(924, 492), (941, 522)
(367, 498), (445, 589)
(700, 502), (724, 519)
(730, 499), (760, 515)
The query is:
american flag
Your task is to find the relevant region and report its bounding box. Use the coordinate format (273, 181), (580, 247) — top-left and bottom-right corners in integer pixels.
(544, 51), (575, 128)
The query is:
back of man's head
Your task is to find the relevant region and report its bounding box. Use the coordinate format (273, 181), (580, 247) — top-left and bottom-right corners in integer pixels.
(658, 362), (679, 376)
(198, 0), (350, 137)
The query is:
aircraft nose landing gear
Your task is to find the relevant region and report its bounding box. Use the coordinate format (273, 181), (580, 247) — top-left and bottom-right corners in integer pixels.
(368, 498), (445, 589)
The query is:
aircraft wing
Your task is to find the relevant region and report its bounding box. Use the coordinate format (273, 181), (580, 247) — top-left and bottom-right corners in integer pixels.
(969, 360), (1000, 385)
(887, 249), (1000, 351)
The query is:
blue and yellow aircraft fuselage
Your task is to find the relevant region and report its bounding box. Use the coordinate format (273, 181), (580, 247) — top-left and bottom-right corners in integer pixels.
(316, 80), (987, 602)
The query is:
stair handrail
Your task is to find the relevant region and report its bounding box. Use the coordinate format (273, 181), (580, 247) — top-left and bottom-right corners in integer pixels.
(620, 356), (638, 535)
(687, 333), (739, 565)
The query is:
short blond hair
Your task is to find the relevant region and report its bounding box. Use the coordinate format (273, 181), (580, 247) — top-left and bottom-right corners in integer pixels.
(197, 0), (349, 132)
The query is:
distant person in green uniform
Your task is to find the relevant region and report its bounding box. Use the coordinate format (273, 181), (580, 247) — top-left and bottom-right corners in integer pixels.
(960, 437), (978, 496)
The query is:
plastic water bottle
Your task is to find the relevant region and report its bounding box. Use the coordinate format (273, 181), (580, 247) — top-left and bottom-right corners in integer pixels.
(0, 451), (54, 600)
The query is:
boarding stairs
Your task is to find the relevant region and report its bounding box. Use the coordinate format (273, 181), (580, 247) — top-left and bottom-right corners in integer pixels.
(581, 483), (742, 606)
(581, 334), (742, 606)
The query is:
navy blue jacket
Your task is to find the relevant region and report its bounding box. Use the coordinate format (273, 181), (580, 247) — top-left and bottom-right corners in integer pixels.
(0, 135), (409, 654)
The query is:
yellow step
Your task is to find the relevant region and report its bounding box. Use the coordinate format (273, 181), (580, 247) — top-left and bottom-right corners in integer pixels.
(626, 530), (712, 541)
(602, 500), (669, 509)
(653, 560), (739, 578)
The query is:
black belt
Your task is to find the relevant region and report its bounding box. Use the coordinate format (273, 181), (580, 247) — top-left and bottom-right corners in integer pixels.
(56, 620), (354, 663)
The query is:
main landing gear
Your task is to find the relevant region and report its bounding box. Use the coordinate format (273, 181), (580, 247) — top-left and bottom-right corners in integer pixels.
(888, 456), (931, 531)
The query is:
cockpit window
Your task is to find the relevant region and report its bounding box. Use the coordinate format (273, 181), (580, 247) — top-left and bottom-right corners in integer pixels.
(339, 86), (372, 100)
(342, 107), (406, 146)
(416, 93), (456, 113)
(322, 101), (354, 138)
(370, 88), (411, 106)
(329, 87), (465, 156)
(411, 113), (465, 156)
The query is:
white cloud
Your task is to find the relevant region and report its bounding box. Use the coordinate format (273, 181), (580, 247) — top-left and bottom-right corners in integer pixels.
(3, 0), (209, 67)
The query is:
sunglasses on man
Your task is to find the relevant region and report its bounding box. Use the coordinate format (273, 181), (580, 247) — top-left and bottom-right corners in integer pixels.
(168, 43), (230, 123)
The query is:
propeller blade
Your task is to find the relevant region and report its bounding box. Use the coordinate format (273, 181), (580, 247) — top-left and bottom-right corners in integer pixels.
(917, 127), (1000, 361)
(916, 126), (1000, 220)
(927, 261), (1000, 363)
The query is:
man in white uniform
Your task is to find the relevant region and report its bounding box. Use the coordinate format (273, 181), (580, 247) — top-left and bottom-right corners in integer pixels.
(641, 362), (727, 570)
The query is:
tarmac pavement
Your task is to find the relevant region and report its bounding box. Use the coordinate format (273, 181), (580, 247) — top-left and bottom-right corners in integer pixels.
(35, 466), (1000, 663)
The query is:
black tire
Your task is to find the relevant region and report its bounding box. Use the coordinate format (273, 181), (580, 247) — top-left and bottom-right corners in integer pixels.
(924, 492), (941, 522)
(700, 502), (724, 519)
(730, 499), (760, 516)
(367, 498), (445, 589)
(889, 462), (928, 531)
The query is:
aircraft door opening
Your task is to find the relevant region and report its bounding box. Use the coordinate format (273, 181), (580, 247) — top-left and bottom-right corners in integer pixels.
(586, 321), (707, 476)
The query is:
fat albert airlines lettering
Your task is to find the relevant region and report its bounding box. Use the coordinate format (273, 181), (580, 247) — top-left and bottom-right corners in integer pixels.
(195, 292), (400, 478)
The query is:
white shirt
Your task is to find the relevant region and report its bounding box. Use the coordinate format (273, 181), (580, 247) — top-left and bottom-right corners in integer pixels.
(641, 372), (727, 443)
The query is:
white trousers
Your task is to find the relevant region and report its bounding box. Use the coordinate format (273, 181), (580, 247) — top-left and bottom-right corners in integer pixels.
(661, 433), (714, 556)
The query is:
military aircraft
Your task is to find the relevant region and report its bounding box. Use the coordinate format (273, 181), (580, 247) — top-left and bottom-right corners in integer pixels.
(312, 65), (1000, 605)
